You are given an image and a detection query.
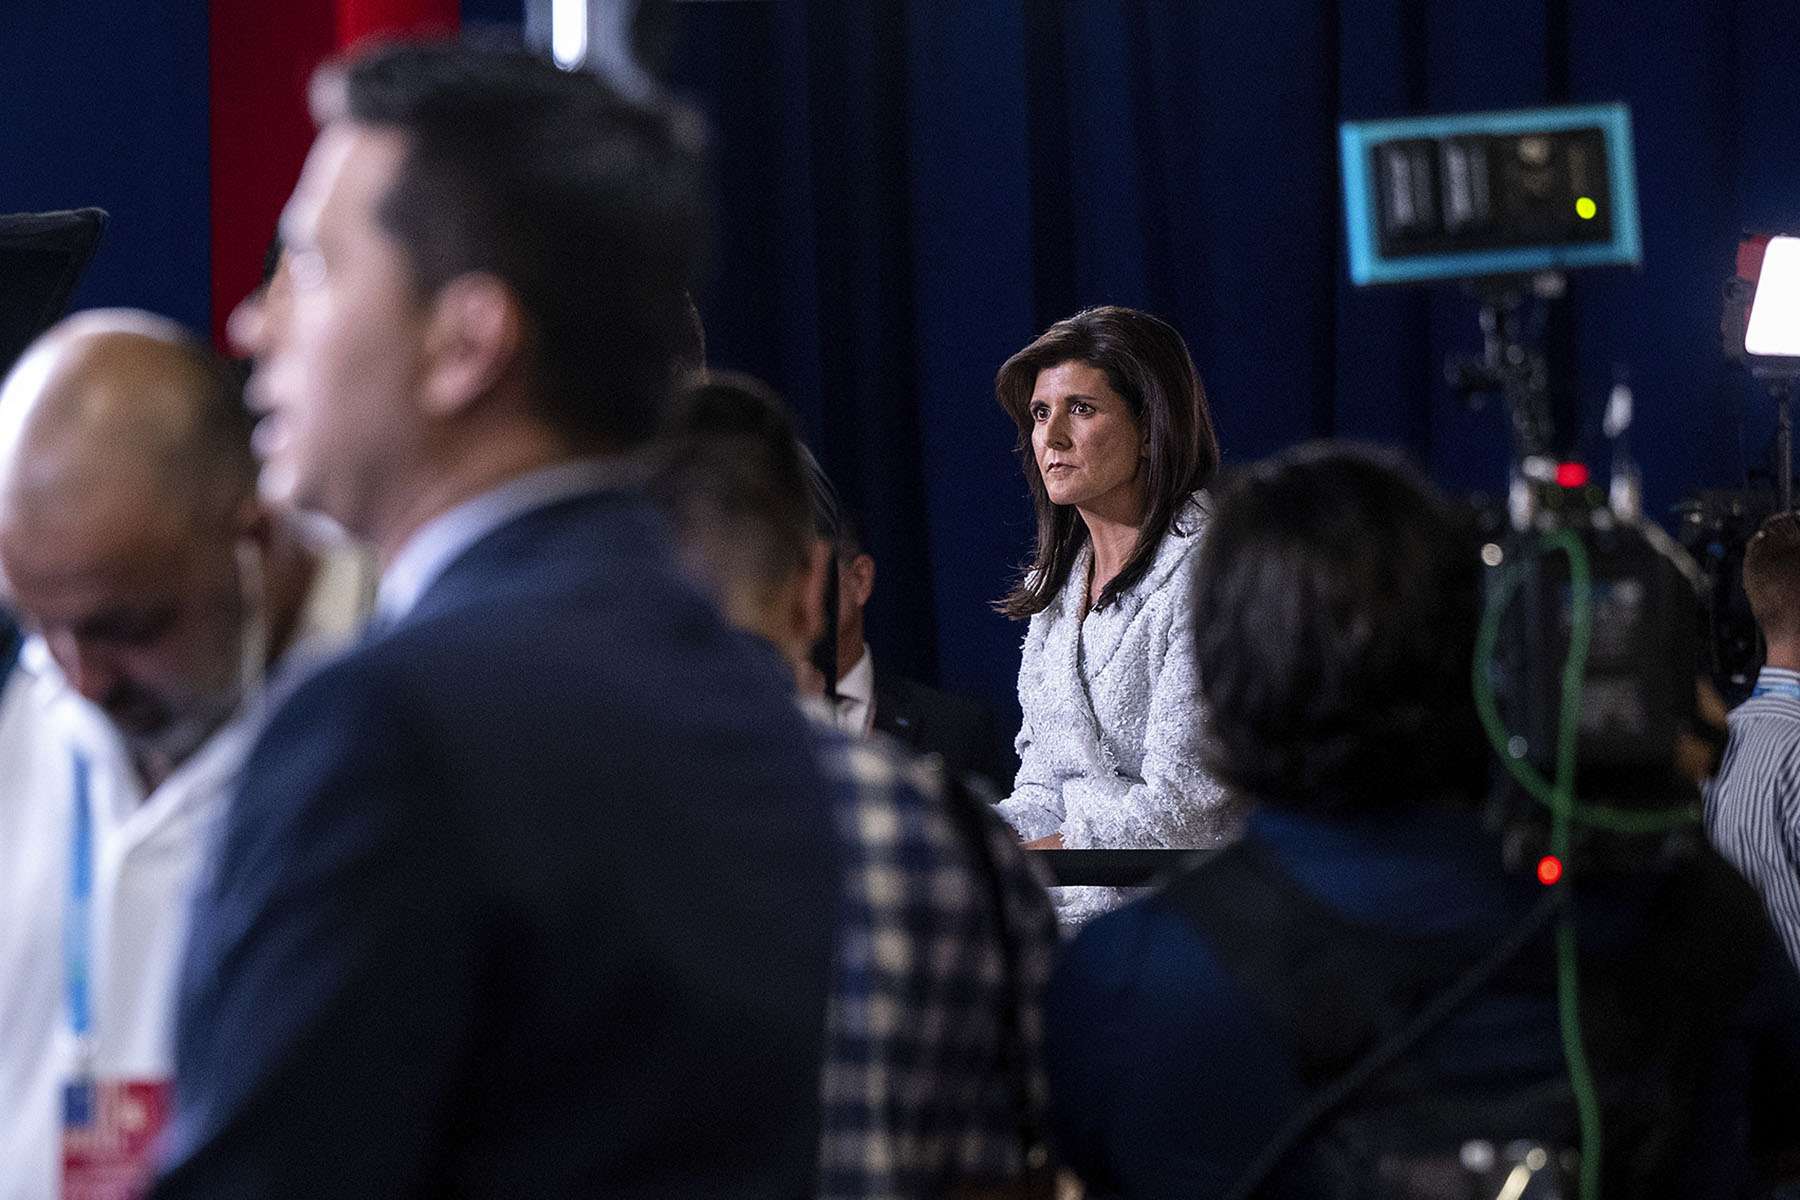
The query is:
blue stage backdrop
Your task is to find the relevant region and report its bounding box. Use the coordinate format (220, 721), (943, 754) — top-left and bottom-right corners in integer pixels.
(6, 3), (1799, 757)
(1, 2), (212, 337)
(662, 1), (1800, 745)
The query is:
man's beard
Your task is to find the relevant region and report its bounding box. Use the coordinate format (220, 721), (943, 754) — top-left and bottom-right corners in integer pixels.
(99, 539), (270, 783)
(114, 690), (241, 779)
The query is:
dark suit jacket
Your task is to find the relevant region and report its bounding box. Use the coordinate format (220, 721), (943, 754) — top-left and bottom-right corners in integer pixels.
(152, 490), (840, 1199)
(872, 672), (1014, 799)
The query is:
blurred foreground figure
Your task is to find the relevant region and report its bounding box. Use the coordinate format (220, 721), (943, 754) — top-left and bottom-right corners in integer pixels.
(0, 310), (366, 1200)
(150, 41), (838, 1199)
(1046, 443), (1800, 1199)
(646, 374), (1059, 1200)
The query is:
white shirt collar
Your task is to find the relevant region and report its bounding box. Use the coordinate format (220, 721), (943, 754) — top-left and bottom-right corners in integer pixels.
(837, 644), (874, 705)
(376, 458), (634, 625)
(832, 645), (875, 736)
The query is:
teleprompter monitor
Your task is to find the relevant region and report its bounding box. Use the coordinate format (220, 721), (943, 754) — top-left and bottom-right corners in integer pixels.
(1340, 104), (1640, 287)
(0, 208), (108, 379)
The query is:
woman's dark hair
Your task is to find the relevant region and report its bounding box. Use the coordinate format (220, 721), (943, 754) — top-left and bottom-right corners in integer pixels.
(994, 306), (1219, 618)
(1193, 442), (1486, 815)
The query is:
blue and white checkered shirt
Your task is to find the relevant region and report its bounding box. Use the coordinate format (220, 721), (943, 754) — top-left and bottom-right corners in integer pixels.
(1706, 665), (1800, 970)
(813, 726), (1059, 1200)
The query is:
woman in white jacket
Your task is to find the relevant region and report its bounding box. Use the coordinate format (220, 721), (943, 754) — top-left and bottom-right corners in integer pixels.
(993, 306), (1242, 924)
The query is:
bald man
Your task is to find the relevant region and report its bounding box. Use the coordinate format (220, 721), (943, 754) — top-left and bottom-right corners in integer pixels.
(0, 310), (371, 1200)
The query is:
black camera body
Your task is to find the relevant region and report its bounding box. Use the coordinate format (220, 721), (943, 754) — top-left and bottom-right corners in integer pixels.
(1480, 500), (1706, 874)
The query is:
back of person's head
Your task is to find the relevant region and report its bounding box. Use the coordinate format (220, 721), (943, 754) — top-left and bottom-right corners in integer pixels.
(310, 38), (710, 450)
(994, 305), (1220, 618)
(1194, 442), (1485, 816)
(644, 372), (818, 651)
(1743, 511), (1800, 645)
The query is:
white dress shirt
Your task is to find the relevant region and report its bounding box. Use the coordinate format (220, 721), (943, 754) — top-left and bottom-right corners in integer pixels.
(0, 656), (77, 1200)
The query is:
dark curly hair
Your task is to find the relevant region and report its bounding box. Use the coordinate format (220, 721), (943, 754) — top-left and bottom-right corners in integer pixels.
(1193, 442), (1485, 814)
(994, 306), (1219, 619)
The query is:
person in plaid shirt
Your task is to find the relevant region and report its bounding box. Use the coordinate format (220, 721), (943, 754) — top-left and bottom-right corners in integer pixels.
(646, 371), (1060, 1199)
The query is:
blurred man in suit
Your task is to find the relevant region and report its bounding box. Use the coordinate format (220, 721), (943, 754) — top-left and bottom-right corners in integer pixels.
(645, 374), (1058, 1199)
(150, 41), (839, 1199)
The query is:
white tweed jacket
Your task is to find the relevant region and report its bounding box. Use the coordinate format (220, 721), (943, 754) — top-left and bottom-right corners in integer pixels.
(997, 493), (1240, 919)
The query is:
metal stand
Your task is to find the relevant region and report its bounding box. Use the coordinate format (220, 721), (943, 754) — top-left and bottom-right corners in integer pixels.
(1448, 287), (1554, 462)
(1775, 380), (1794, 513)
(1447, 275), (1563, 528)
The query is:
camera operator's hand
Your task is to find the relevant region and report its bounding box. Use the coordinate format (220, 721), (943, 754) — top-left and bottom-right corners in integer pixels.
(1675, 677), (1731, 784)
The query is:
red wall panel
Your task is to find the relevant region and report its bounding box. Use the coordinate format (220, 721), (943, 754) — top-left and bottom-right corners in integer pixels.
(207, 2), (334, 349)
(337, 0), (461, 51)
(208, 0), (460, 351)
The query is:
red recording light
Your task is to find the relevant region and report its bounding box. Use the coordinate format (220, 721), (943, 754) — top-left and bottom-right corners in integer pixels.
(1554, 462), (1589, 488)
(1537, 855), (1564, 886)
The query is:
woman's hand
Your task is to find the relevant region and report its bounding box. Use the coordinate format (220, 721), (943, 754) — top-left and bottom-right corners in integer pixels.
(1023, 832), (1065, 850)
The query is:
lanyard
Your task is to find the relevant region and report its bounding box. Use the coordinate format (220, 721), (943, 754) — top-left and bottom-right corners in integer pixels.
(1753, 676), (1800, 700)
(65, 750), (94, 1058)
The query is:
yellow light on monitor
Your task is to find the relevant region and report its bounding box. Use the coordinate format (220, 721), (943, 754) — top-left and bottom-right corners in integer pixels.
(1575, 197), (1598, 220)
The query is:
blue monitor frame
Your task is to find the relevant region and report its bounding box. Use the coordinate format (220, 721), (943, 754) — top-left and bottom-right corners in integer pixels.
(1340, 103), (1642, 286)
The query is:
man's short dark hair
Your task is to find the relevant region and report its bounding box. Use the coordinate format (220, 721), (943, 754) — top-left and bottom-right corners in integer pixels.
(1744, 511), (1800, 644)
(644, 371), (815, 605)
(312, 39), (710, 450)
(1194, 442), (1485, 815)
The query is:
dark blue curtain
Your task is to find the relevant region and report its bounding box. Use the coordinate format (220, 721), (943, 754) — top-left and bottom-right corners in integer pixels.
(663, 1), (1800, 741)
(0, 2), (211, 335)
